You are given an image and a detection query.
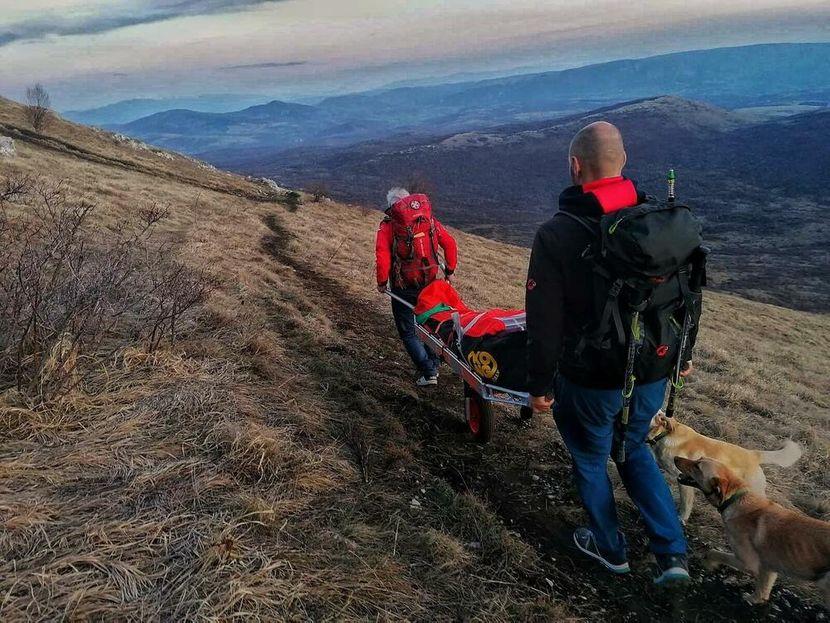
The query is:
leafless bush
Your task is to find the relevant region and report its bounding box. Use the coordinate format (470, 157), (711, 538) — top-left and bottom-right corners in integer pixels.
(306, 181), (330, 202)
(404, 171), (435, 196)
(344, 421), (372, 484)
(25, 84), (51, 133)
(0, 175), (208, 403)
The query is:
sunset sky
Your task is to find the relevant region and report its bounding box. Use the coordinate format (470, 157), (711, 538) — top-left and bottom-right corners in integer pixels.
(1, 0), (828, 110)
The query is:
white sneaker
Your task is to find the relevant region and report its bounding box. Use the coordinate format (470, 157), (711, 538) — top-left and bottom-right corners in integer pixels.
(573, 528), (630, 574)
(416, 374), (439, 387)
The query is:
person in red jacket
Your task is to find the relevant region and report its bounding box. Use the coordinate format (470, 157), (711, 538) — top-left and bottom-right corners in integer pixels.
(376, 187), (458, 386)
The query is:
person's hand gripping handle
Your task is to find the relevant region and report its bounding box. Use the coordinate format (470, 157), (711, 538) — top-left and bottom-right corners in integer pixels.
(530, 392), (555, 415)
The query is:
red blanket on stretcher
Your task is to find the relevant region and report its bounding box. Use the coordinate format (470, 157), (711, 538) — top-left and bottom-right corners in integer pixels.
(413, 281), (525, 338)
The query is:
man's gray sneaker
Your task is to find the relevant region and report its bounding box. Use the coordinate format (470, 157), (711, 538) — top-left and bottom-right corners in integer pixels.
(654, 553), (690, 585)
(573, 528), (630, 574)
(416, 373), (438, 387)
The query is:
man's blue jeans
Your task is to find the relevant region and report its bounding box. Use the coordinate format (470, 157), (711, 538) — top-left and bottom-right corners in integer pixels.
(390, 287), (439, 377)
(553, 374), (686, 560)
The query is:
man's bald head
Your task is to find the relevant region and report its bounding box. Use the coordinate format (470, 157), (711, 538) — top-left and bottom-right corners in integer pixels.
(568, 121), (627, 184)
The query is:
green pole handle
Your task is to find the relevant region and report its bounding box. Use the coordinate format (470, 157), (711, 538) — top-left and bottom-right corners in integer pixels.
(667, 168), (676, 203)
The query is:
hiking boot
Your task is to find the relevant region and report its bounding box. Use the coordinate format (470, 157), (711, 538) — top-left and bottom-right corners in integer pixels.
(573, 528), (630, 574)
(416, 373), (438, 387)
(654, 553), (690, 585)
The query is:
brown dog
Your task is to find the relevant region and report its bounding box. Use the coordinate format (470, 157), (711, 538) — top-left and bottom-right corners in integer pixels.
(648, 412), (801, 523)
(675, 456), (830, 607)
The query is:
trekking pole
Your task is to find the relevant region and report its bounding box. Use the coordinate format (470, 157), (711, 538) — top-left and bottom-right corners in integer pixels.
(614, 310), (643, 464)
(664, 168), (693, 419)
(665, 311), (692, 419)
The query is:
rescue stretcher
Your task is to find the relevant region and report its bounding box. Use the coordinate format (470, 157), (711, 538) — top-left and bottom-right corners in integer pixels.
(386, 289), (533, 442)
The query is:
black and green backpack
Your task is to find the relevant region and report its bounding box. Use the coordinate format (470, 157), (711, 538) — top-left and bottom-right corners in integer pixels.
(559, 194), (707, 462)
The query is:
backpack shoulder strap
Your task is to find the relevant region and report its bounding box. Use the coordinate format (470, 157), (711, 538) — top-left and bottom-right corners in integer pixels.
(428, 217), (442, 266)
(554, 210), (599, 237)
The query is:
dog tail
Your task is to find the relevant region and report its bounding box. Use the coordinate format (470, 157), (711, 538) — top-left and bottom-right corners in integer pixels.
(756, 440), (803, 467)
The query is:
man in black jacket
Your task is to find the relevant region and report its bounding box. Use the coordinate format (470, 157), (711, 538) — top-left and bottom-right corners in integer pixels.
(526, 121), (694, 584)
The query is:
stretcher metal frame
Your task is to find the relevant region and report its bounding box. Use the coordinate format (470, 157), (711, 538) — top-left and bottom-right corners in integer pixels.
(386, 289), (532, 410)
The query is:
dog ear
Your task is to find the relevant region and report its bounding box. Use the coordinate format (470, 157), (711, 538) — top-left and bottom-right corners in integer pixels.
(655, 414), (677, 433)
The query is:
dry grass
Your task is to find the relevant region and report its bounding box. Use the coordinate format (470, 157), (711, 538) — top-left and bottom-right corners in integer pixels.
(0, 99), (570, 621)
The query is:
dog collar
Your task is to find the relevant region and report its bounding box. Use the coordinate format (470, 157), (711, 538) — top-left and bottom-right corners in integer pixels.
(647, 430), (671, 446)
(718, 489), (750, 514)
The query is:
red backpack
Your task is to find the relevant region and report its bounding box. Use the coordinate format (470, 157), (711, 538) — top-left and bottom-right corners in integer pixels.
(387, 194), (441, 288)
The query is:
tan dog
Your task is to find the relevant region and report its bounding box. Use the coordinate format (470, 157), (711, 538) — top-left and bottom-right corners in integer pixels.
(675, 456), (830, 608)
(648, 412), (801, 523)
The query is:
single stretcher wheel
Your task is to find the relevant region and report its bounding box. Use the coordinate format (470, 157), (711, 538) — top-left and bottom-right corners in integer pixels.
(464, 382), (494, 443)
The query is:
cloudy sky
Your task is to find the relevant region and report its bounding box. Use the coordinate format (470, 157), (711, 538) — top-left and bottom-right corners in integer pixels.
(1, 0), (828, 110)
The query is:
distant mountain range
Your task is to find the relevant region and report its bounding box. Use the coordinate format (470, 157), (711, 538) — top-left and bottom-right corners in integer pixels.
(114, 100), (329, 154)
(245, 96), (830, 312)
(64, 94), (267, 126)
(317, 42), (830, 118)
(100, 43), (829, 158)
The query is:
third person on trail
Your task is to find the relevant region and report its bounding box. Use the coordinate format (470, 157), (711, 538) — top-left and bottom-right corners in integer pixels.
(376, 187), (458, 387)
(526, 122), (705, 585)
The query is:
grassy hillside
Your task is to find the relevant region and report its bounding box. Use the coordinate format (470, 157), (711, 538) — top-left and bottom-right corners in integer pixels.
(0, 98), (828, 622)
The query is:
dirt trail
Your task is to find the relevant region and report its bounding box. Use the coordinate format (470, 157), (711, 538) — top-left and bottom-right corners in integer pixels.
(262, 212), (828, 622)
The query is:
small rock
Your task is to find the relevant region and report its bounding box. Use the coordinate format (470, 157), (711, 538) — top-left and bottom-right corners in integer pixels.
(531, 474), (540, 481)
(111, 132), (153, 151)
(260, 177), (289, 193)
(466, 541), (481, 550)
(0, 136), (15, 158)
(409, 497), (421, 508)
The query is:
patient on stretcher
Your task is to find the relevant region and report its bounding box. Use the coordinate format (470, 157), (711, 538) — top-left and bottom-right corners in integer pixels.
(413, 281), (527, 392)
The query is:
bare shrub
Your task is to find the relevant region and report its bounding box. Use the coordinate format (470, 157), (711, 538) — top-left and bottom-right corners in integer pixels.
(344, 421), (372, 483)
(404, 171), (435, 196)
(306, 181), (330, 202)
(25, 84), (51, 133)
(0, 175), (208, 403)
